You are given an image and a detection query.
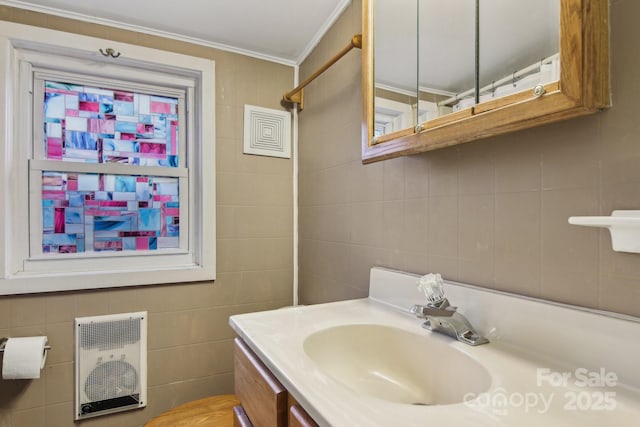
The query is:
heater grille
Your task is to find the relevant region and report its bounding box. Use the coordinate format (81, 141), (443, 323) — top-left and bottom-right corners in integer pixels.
(79, 318), (141, 350)
(75, 312), (147, 420)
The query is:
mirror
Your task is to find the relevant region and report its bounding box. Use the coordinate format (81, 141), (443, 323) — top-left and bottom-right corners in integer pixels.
(363, 0), (609, 163)
(373, 0), (560, 137)
(476, 0), (559, 109)
(374, 0), (418, 138)
(417, 0), (476, 124)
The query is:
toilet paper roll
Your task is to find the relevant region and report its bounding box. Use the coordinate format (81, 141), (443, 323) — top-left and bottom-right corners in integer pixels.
(2, 336), (48, 380)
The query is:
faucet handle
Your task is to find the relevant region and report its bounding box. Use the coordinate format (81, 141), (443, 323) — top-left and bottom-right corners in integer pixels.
(417, 273), (446, 305)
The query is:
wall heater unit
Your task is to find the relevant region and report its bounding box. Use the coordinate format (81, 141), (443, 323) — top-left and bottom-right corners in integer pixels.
(75, 311), (147, 420)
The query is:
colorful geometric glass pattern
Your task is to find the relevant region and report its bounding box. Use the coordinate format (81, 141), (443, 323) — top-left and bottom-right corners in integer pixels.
(44, 81), (179, 167)
(42, 172), (180, 253)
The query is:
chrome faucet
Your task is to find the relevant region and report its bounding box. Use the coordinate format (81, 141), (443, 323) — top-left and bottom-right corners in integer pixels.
(411, 274), (489, 346)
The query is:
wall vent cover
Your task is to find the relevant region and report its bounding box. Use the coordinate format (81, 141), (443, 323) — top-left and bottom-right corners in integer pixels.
(243, 104), (291, 158)
(74, 311), (147, 420)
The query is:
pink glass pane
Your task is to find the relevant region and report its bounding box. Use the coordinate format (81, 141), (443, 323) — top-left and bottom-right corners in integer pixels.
(41, 171), (180, 254)
(44, 81), (179, 167)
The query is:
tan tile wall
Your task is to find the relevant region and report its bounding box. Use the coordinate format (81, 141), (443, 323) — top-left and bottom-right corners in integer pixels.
(298, 0), (640, 317)
(0, 7), (293, 427)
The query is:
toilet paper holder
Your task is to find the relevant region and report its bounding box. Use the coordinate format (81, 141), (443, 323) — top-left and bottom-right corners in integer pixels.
(0, 337), (52, 353)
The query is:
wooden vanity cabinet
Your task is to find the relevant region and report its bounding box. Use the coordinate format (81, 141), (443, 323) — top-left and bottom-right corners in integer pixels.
(234, 337), (319, 427)
(234, 337), (287, 427)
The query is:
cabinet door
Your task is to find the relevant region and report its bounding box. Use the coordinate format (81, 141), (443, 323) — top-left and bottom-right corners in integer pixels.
(233, 405), (253, 427)
(289, 404), (319, 427)
(234, 338), (287, 427)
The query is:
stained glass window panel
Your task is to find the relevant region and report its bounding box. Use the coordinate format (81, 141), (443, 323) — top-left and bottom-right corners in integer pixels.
(43, 81), (179, 167)
(41, 172), (180, 254)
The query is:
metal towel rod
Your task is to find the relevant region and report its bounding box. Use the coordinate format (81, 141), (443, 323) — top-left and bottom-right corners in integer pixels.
(282, 34), (362, 110)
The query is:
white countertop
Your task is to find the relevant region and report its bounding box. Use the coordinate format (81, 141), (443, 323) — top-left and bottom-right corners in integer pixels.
(229, 268), (640, 427)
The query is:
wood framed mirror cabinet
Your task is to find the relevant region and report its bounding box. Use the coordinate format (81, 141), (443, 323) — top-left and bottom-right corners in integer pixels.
(362, 0), (610, 163)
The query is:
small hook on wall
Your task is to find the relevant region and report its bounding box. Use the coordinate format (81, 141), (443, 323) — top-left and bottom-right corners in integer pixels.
(99, 48), (121, 58)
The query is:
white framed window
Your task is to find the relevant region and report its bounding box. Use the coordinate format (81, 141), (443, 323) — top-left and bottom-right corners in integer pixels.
(0, 22), (216, 294)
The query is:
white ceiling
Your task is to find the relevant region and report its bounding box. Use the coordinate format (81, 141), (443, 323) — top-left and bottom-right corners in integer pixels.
(2, 0), (352, 65)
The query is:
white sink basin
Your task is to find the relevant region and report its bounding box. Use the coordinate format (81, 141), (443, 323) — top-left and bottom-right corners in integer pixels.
(303, 324), (491, 405)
